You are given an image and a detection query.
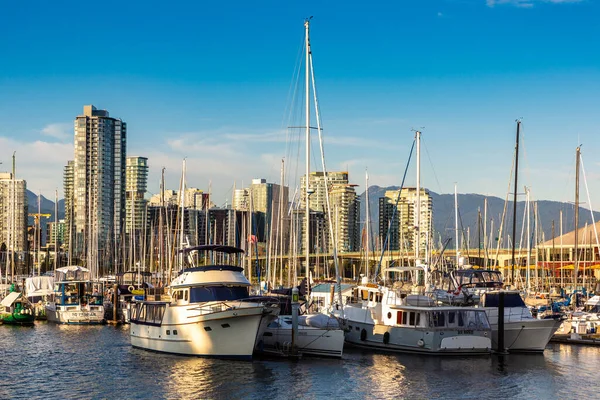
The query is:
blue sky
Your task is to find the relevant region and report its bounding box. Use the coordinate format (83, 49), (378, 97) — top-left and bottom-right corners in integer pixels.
(1, 0), (599, 209)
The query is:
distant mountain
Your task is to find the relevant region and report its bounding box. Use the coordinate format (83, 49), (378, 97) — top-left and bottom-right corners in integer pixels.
(359, 186), (600, 250)
(26, 190), (65, 225)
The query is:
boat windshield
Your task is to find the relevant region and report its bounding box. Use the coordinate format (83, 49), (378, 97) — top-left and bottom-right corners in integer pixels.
(483, 293), (526, 308)
(189, 286), (249, 303)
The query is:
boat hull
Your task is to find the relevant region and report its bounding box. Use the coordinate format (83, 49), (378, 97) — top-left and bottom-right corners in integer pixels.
(259, 317), (344, 358)
(130, 306), (268, 359)
(0, 312), (35, 326)
(491, 319), (562, 352)
(343, 319), (491, 355)
(45, 304), (105, 325)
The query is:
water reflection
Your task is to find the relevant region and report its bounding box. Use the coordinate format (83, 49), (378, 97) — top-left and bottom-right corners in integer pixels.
(0, 324), (598, 399)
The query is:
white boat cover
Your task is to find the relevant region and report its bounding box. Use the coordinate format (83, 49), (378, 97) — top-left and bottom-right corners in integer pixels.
(1, 291), (22, 307)
(26, 276), (55, 297)
(56, 265), (90, 273)
(298, 313), (340, 329)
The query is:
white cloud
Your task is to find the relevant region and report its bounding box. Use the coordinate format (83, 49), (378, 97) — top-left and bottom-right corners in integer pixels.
(40, 122), (72, 141)
(486, 0), (582, 6)
(0, 136), (73, 197)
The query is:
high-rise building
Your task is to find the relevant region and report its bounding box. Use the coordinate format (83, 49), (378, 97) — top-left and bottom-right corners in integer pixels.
(329, 184), (360, 253)
(301, 171), (349, 212)
(71, 105), (126, 262)
(0, 172), (28, 254)
(46, 219), (66, 250)
(125, 156), (148, 233)
(378, 187), (432, 254)
(232, 188), (249, 211)
(63, 160), (74, 252)
(148, 188), (209, 209)
(232, 179), (289, 247)
(299, 172), (359, 254)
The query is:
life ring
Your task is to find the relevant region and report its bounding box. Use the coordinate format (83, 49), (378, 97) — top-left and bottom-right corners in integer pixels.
(360, 328), (367, 341)
(417, 339), (425, 347)
(128, 285), (135, 293)
(383, 332), (390, 344)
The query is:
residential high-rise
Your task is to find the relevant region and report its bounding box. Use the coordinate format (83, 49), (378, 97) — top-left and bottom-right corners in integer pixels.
(71, 105), (126, 264)
(299, 171), (359, 254)
(125, 156), (148, 233)
(329, 184), (360, 253)
(63, 160), (74, 252)
(248, 179), (289, 240)
(0, 172), (28, 254)
(46, 219), (66, 250)
(301, 171), (349, 213)
(378, 188), (433, 254)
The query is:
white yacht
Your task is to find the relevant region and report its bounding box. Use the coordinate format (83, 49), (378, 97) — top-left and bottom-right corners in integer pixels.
(433, 269), (563, 352)
(129, 245), (279, 359)
(342, 280), (492, 355)
(45, 266), (105, 325)
(481, 291), (563, 352)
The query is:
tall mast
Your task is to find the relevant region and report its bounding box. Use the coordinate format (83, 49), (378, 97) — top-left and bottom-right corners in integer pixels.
(483, 198), (488, 268)
(415, 131), (421, 263)
(511, 120), (521, 285)
(279, 158), (285, 287)
(574, 147), (580, 288)
(54, 189), (58, 272)
(180, 159), (186, 266)
(454, 183), (459, 269)
(304, 18), (311, 285)
(365, 168), (370, 279)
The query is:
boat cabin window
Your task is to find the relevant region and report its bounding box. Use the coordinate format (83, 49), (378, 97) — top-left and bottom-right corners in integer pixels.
(431, 311), (446, 327)
(396, 311), (423, 327)
(132, 303), (166, 325)
(172, 289), (190, 302)
(189, 286), (249, 303)
(430, 310), (490, 330)
(361, 290), (369, 301)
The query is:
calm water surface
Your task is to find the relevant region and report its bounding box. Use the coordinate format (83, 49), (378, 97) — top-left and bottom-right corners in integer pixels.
(0, 323), (597, 399)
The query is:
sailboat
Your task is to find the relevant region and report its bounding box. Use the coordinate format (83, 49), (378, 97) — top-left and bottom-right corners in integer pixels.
(340, 131), (493, 355)
(257, 19), (345, 358)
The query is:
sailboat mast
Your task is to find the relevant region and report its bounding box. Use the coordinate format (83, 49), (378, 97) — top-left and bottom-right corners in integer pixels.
(574, 146), (580, 288)
(365, 168), (370, 280)
(511, 120), (521, 285)
(415, 131), (421, 263)
(454, 184), (459, 269)
(54, 189), (58, 272)
(304, 18), (311, 285)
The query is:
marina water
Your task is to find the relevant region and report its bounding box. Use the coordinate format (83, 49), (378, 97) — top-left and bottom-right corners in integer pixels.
(2, 323), (597, 399)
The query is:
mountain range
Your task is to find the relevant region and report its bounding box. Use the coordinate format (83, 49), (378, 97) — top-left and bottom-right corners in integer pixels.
(359, 186), (600, 250)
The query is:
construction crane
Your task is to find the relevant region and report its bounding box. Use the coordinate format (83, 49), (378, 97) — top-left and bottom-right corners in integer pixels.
(29, 213), (52, 221)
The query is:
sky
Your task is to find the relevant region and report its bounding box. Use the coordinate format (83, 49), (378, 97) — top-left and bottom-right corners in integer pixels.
(1, 0), (600, 210)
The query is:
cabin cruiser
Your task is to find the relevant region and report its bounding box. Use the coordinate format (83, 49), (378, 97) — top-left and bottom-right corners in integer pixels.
(45, 266), (105, 325)
(341, 270), (492, 355)
(129, 245), (279, 359)
(480, 291), (562, 352)
(432, 269), (562, 352)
